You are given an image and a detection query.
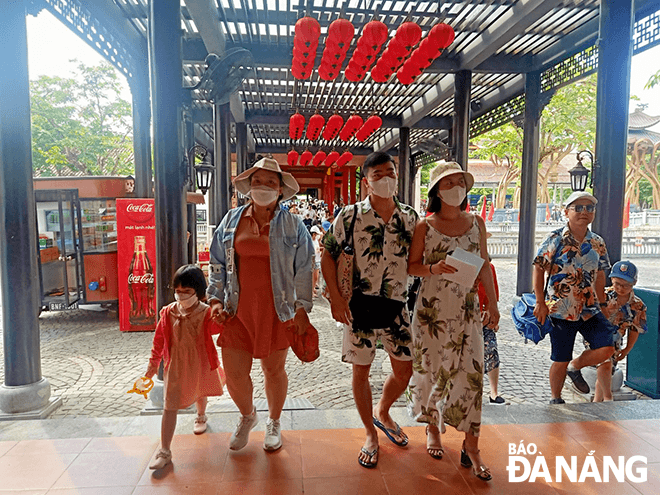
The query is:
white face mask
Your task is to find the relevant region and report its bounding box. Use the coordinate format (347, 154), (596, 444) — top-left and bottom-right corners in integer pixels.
(368, 176), (398, 198)
(175, 292), (198, 310)
(439, 185), (467, 207)
(250, 185), (279, 206)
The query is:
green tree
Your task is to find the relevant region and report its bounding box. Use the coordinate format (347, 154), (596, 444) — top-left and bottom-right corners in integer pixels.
(645, 69), (660, 89)
(471, 73), (598, 206)
(30, 61), (133, 176)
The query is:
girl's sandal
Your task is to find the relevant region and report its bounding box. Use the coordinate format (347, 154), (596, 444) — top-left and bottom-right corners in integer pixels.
(425, 425), (443, 459)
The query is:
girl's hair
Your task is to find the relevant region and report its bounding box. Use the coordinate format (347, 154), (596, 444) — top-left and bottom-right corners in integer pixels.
(172, 265), (207, 299)
(427, 183), (469, 214)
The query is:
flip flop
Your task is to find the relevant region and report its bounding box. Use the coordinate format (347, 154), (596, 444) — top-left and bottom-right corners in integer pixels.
(358, 446), (378, 468)
(372, 417), (409, 447)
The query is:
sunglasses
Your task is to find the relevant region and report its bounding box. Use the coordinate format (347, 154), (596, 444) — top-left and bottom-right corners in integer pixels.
(567, 204), (596, 213)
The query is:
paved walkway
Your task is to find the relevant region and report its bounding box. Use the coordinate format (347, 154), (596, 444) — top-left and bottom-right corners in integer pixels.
(1, 258), (658, 418)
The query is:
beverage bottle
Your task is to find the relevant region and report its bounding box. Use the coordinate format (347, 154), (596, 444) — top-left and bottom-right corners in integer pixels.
(128, 236), (155, 325)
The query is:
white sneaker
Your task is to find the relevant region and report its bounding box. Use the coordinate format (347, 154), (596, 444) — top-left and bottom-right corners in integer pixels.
(149, 448), (172, 469)
(263, 418), (282, 451)
(229, 408), (258, 451)
(194, 414), (208, 435)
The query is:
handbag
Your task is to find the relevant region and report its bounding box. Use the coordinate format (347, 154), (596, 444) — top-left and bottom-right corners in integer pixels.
(511, 255), (555, 344)
(286, 322), (320, 363)
(349, 290), (406, 330)
(511, 293), (553, 344)
(336, 206), (359, 301)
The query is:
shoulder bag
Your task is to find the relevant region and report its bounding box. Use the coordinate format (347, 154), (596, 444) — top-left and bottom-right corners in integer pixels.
(336, 206), (359, 301)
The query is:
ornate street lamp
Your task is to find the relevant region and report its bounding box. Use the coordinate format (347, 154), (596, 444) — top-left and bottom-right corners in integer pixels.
(568, 150), (594, 192)
(188, 144), (215, 195)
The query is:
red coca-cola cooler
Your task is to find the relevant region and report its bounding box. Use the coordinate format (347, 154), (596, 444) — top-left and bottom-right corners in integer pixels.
(117, 198), (157, 332)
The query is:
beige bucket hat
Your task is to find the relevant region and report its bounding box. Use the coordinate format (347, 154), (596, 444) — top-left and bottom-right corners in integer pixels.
(233, 157), (300, 201)
(428, 161), (475, 192)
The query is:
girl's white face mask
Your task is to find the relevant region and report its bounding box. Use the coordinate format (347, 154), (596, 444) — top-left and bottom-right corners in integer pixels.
(250, 186), (279, 206)
(368, 176), (398, 198)
(439, 185), (467, 207)
(175, 292), (198, 310)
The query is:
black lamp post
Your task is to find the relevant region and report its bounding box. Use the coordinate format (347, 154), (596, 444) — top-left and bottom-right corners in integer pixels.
(188, 144), (215, 195)
(568, 150), (594, 192)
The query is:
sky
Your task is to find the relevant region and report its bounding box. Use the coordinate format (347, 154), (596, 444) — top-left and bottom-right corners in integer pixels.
(25, 9), (660, 120)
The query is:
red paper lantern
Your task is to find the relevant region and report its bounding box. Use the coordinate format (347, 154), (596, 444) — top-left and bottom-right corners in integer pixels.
(418, 37), (442, 61)
(401, 59), (422, 78)
(291, 65), (311, 80)
(327, 18), (355, 50)
(347, 59), (366, 74)
(300, 150), (313, 167)
(293, 46), (317, 64)
(339, 115), (363, 141)
(357, 35), (381, 56)
(351, 49), (375, 68)
(370, 65), (390, 83)
(287, 149), (299, 166)
(362, 20), (389, 48)
(383, 40), (410, 63)
(295, 17), (321, 45)
(355, 115), (382, 141)
(345, 68), (365, 82)
(336, 151), (354, 168)
(325, 150), (340, 167)
(396, 66), (416, 85)
(394, 22), (422, 50)
(410, 47), (433, 69)
(312, 150), (327, 166)
(289, 113), (305, 140)
(318, 64), (340, 81)
(428, 23), (455, 49)
(323, 114), (344, 140)
(306, 114), (325, 140)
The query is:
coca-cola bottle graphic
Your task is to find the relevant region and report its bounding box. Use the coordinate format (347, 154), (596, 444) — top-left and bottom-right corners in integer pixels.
(128, 236), (155, 326)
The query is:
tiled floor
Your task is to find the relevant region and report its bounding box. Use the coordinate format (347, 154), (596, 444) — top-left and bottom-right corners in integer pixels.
(1, 420), (659, 494)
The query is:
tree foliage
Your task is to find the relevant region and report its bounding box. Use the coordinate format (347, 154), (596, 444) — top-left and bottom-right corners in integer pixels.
(30, 61), (133, 176)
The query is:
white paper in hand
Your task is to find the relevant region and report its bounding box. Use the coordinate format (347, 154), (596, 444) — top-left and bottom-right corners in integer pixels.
(442, 247), (485, 288)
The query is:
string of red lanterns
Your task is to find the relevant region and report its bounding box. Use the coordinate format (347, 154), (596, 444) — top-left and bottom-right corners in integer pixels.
(292, 17), (320, 79)
(319, 18), (355, 81)
(398, 22), (455, 85)
(344, 20), (388, 82)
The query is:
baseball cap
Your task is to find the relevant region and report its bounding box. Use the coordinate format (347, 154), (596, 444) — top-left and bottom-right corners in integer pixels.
(565, 191), (597, 207)
(322, 220), (331, 231)
(310, 226), (321, 235)
(610, 260), (637, 284)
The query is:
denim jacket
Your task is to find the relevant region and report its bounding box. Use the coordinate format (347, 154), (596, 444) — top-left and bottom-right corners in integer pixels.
(207, 204), (314, 322)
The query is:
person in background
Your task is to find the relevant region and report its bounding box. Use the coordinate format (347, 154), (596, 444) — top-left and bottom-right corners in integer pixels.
(588, 260), (647, 402)
(207, 157), (314, 452)
(310, 225), (323, 298)
(146, 265), (225, 470)
(478, 254), (504, 404)
(406, 162), (498, 481)
(533, 191), (615, 404)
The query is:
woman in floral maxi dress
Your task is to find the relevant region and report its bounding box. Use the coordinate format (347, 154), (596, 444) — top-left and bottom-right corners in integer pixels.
(407, 162), (499, 481)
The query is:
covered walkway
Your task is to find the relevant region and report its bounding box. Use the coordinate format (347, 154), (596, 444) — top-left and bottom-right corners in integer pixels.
(0, 402), (659, 493)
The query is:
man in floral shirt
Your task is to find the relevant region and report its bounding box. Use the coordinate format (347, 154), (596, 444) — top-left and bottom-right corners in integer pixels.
(532, 191), (615, 404)
(322, 151), (418, 468)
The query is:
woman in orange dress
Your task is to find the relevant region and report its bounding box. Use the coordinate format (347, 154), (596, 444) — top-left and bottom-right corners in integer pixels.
(207, 157), (314, 452)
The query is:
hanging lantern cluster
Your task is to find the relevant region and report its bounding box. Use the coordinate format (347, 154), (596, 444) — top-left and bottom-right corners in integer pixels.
(355, 115), (382, 142)
(292, 17), (321, 79)
(289, 112), (305, 140)
(339, 114), (363, 141)
(345, 20), (388, 82)
(398, 23), (455, 85)
(371, 21), (422, 83)
(319, 18), (355, 81)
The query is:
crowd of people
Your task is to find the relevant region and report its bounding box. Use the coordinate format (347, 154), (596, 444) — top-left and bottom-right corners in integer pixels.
(143, 152), (647, 483)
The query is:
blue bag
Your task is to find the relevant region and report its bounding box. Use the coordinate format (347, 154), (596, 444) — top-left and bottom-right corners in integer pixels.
(511, 293), (553, 344)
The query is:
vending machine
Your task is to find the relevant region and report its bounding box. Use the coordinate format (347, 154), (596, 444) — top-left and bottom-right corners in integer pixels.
(116, 198), (157, 332)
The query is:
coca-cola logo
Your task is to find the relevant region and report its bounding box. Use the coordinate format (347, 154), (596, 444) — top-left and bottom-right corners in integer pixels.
(125, 201), (154, 223)
(128, 273), (154, 284)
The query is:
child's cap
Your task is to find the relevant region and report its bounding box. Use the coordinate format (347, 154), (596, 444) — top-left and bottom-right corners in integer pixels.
(610, 260), (637, 284)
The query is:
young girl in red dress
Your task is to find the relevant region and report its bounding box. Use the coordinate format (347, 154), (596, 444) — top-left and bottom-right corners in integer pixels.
(146, 265), (225, 470)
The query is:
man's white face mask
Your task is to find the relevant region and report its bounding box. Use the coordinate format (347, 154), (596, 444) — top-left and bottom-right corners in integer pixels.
(369, 176), (398, 198)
